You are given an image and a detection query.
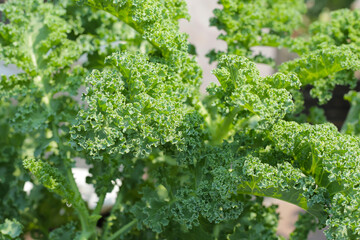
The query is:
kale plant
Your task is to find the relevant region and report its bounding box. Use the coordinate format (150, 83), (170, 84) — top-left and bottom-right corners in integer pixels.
(1, 0), (360, 239)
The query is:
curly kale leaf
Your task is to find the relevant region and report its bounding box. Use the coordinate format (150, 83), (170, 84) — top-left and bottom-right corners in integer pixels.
(207, 55), (300, 142)
(72, 51), (196, 160)
(205, 50), (360, 238)
(56, 0), (150, 70)
(77, 0), (203, 89)
(0, 0), (87, 134)
(210, 1), (360, 108)
(3, 0), (360, 239)
(131, 186), (171, 233)
(209, 0), (306, 63)
(205, 133), (328, 225)
(0, 0), (82, 75)
(268, 120), (360, 238)
(78, 0), (190, 54)
(308, 9), (360, 51)
(279, 45), (360, 104)
(23, 159), (77, 205)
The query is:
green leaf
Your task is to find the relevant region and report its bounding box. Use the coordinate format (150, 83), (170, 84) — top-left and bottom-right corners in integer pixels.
(23, 159), (76, 205)
(341, 91), (360, 136)
(0, 0), (82, 75)
(209, 0), (306, 62)
(79, 0), (190, 54)
(48, 222), (79, 240)
(0, 219), (23, 239)
(208, 55), (299, 130)
(279, 45), (360, 104)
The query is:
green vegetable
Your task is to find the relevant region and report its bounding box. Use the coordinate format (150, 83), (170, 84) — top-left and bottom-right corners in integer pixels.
(0, 219), (23, 240)
(1, 0), (360, 239)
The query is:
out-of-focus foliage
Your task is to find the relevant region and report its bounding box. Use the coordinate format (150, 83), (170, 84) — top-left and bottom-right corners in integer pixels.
(208, 0), (307, 65)
(0, 219), (23, 240)
(306, 0), (356, 19)
(341, 91), (360, 135)
(289, 213), (317, 240)
(279, 45), (360, 104)
(210, 0), (360, 109)
(2, 0), (360, 240)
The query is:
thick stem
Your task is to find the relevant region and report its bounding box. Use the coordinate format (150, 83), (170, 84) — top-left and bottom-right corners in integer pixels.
(66, 167), (95, 239)
(107, 219), (137, 240)
(52, 119), (95, 237)
(213, 224), (221, 240)
(211, 107), (240, 145)
(341, 93), (360, 134)
(102, 187), (124, 239)
(93, 193), (106, 217)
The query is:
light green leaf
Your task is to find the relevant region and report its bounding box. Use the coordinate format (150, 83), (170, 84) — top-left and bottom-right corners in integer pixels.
(0, 219), (23, 239)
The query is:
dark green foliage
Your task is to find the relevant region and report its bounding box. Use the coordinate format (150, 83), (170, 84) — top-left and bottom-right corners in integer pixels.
(2, 0), (360, 239)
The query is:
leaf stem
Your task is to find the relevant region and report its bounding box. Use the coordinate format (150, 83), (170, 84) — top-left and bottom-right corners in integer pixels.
(107, 219), (137, 240)
(24, 14), (96, 238)
(65, 167), (94, 239)
(93, 192), (106, 217)
(211, 107), (240, 145)
(102, 186), (124, 239)
(341, 92), (360, 134)
(52, 122), (95, 238)
(82, 1), (163, 54)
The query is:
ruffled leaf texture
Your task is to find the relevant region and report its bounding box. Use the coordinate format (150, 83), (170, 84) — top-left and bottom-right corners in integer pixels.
(279, 45), (360, 104)
(0, 0), (86, 133)
(78, 0), (190, 53)
(0, 0), (82, 75)
(268, 120), (360, 239)
(207, 55), (300, 125)
(70, 0), (202, 196)
(210, 1), (360, 105)
(0, 1), (94, 235)
(76, 0), (202, 89)
(204, 55), (360, 238)
(71, 51), (199, 160)
(208, 0), (306, 63)
(2, 0), (360, 239)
